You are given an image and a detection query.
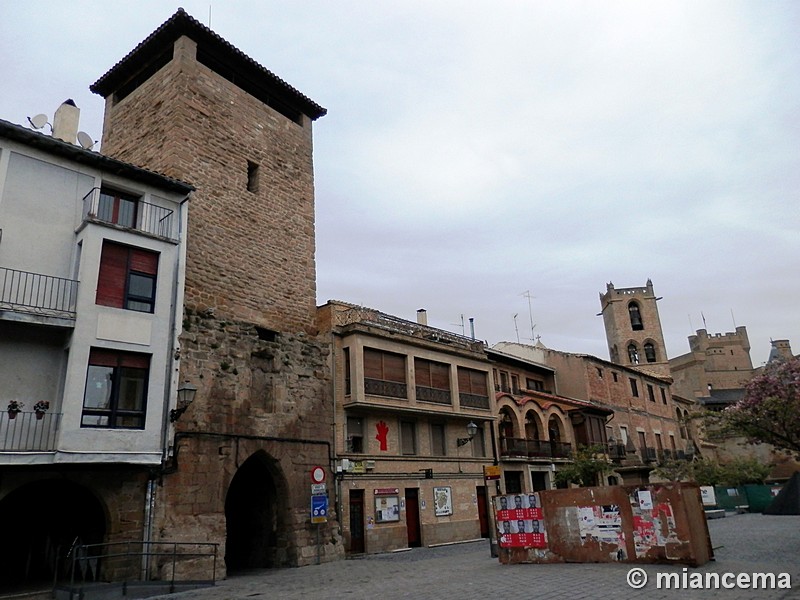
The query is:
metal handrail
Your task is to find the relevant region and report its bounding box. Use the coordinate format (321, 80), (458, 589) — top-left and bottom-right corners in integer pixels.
(64, 540), (218, 598)
(82, 187), (177, 241)
(0, 266), (77, 318)
(0, 411), (61, 451)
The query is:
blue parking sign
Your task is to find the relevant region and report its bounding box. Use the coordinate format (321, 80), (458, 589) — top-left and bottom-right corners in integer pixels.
(311, 494), (328, 523)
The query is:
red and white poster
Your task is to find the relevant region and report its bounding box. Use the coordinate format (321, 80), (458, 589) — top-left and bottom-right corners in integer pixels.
(495, 494), (547, 549)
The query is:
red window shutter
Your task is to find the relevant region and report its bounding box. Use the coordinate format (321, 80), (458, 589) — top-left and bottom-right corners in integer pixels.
(89, 348), (120, 367)
(383, 352), (405, 383)
(89, 348), (150, 369)
(414, 358), (432, 388)
(457, 367), (471, 394)
(470, 370), (487, 396)
(96, 242), (128, 308)
(430, 362), (450, 391)
(364, 348), (383, 380)
(130, 248), (159, 274)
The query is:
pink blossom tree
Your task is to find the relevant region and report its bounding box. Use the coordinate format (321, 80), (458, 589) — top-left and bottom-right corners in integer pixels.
(721, 356), (800, 456)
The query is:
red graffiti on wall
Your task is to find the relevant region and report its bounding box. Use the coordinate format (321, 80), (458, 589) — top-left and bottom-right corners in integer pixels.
(376, 420), (389, 451)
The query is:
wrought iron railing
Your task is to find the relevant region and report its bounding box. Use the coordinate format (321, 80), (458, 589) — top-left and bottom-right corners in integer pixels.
(364, 378), (407, 399)
(500, 437), (572, 459)
(459, 392), (490, 410)
(61, 540), (218, 599)
(1, 411), (60, 451)
(642, 446), (658, 462)
(82, 187), (178, 241)
(0, 267), (77, 319)
(608, 443), (627, 459)
(415, 385), (451, 404)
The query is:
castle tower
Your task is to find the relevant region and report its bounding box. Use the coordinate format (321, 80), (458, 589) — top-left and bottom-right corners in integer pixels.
(599, 279), (670, 377)
(90, 10), (342, 573)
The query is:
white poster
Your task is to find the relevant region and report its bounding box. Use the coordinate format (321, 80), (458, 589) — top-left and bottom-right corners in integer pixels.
(433, 487), (453, 516)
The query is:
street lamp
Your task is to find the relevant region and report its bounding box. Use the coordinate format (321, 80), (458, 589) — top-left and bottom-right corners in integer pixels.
(170, 381), (197, 422)
(457, 421), (479, 447)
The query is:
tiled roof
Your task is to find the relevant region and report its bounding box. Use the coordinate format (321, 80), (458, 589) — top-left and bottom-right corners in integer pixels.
(0, 118), (194, 193)
(90, 8), (326, 120)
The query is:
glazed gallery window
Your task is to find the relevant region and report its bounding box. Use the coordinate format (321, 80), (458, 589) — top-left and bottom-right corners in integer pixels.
(82, 348), (150, 429)
(96, 241), (159, 313)
(97, 187), (139, 228)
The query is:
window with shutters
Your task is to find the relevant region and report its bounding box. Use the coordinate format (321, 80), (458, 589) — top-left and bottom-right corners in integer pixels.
(471, 424), (486, 457)
(363, 348), (407, 399)
(401, 420), (417, 455)
(96, 240), (159, 313)
(82, 348), (149, 429)
(457, 367), (489, 409)
(346, 416), (364, 453)
(414, 357), (451, 404)
(431, 423), (446, 456)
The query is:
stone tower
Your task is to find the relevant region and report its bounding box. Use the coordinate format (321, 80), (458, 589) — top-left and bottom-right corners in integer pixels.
(90, 9), (343, 573)
(599, 279), (670, 377)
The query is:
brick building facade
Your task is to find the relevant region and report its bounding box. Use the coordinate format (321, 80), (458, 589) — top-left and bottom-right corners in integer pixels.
(90, 10), (342, 574)
(318, 302), (495, 555)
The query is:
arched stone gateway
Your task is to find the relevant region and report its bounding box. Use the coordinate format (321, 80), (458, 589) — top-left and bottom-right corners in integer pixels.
(0, 480), (106, 587)
(224, 451), (288, 572)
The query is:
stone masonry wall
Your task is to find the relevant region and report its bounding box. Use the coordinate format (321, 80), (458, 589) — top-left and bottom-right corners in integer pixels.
(100, 36), (318, 332)
(97, 32), (342, 572)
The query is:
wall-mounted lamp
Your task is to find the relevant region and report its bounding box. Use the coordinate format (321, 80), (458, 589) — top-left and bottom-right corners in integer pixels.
(170, 381), (197, 423)
(457, 421), (479, 447)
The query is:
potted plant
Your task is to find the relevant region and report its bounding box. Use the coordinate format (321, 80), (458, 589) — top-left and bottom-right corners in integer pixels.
(7, 400), (23, 419)
(34, 401), (50, 420)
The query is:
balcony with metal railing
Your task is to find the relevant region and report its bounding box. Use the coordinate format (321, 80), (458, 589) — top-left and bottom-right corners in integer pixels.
(82, 187), (178, 242)
(1, 411), (61, 453)
(500, 436), (572, 459)
(0, 266), (77, 323)
(364, 378), (408, 399)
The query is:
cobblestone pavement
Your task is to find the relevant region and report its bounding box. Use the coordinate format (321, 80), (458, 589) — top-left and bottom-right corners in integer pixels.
(154, 513), (800, 600)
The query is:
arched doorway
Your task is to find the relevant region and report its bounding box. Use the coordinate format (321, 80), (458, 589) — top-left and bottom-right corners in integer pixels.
(224, 452), (284, 572)
(0, 480), (106, 588)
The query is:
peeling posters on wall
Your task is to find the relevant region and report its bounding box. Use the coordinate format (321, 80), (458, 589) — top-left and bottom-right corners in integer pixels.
(630, 488), (678, 558)
(577, 504), (626, 560)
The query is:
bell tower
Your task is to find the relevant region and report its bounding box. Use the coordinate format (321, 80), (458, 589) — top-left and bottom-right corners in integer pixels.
(599, 279), (670, 377)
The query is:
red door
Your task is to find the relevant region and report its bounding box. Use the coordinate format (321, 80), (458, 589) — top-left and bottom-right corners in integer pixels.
(349, 490), (365, 553)
(405, 488), (421, 547)
(476, 486), (489, 538)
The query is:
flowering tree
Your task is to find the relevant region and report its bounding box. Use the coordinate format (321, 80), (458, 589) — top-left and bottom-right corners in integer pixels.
(721, 356), (800, 456)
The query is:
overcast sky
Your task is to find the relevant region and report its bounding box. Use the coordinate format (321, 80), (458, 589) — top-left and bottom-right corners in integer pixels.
(2, 1), (797, 366)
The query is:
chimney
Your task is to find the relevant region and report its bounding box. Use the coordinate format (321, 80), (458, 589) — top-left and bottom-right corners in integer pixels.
(416, 309), (428, 326)
(469, 317), (475, 340)
(53, 99), (79, 144)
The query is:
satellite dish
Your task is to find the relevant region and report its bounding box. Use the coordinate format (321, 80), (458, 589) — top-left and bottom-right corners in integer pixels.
(28, 114), (49, 130)
(77, 131), (95, 150)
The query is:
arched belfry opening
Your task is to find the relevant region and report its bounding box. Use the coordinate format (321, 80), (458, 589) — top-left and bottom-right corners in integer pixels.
(225, 451), (287, 572)
(0, 480), (106, 588)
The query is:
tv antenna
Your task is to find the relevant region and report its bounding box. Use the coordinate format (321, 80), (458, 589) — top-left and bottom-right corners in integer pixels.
(521, 290), (537, 341)
(451, 314), (465, 336)
(513, 314), (520, 343)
